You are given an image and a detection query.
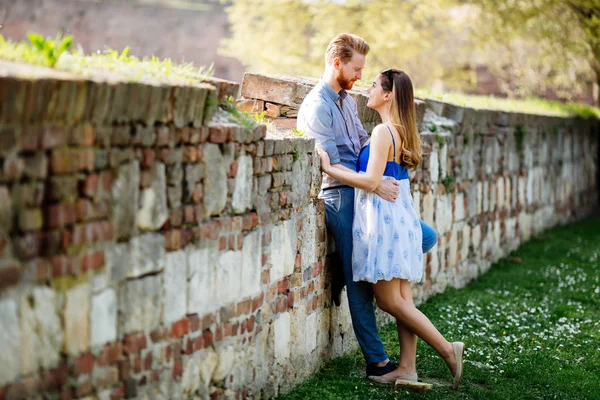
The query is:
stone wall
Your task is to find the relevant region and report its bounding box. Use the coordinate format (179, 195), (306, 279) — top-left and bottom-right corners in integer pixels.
(0, 64), (597, 400)
(0, 61), (357, 400)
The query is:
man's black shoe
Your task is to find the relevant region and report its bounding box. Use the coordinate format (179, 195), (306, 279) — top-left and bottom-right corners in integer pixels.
(366, 361), (397, 377)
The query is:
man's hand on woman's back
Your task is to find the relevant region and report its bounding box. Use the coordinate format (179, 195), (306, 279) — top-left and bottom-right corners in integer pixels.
(374, 179), (400, 202)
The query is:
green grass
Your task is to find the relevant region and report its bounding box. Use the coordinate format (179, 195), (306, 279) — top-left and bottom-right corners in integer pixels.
(0, 33), (213, 86)
(280, 217), (600, 399)
(414, 88), (600, 120)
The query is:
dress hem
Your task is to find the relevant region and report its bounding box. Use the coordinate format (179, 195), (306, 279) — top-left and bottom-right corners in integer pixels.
(353, 274), (422, 284)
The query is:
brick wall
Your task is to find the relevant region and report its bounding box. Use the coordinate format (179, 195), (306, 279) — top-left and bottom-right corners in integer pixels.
(0, 63), (597, 400)
(0, 61), (357, 399)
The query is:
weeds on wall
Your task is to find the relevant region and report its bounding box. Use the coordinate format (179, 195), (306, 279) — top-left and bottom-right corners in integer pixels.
(220, 96), (262, 131)
(436, 134), (446, 148)
(515, 124), (527, 153)
(0, 32), (72, 67)
(442, 175), (456, 193)
(0, 31), (214, 87)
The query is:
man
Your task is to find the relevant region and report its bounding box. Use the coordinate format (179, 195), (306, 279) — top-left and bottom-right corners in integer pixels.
(297, 33), (438, 379)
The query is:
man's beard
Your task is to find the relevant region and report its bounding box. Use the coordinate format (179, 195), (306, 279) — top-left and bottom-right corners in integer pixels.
(335, 70), (355, 90)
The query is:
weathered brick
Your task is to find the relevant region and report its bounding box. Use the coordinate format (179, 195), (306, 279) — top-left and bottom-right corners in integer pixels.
(188, 314), (201, 332)
(0, 266), (22, 290)
(236, 99), (264, 114)
(265, 103), (281, 118)
(201, 330), (213, 348)
(81, 250), (105, 271)
(50, 255), (78, 277)
(23, 153), (48, 179)
(252, 293), (264, 312)
(18, 208), (43, 231)
(122, 332), (147, 355)
(11, 182), (44, 208)
(71, 124), (95, 146)
(73, 352), (94, 376)
(164, 229), (181, 251)
(50, 148), (77, 174)
(42, 127), (68, 148)
(170, 318), (190, 338)
(96, 343), (123, 367)
(77, 148), (95, 171)
(209, 126), (227, 143)
(172, 361), (184, 379)
(1, 154), (24, 181)
(81, 173), (99, 197)
(48, 176), (79, 202)
(149, 327), (169, 343)
(75, 198), (95, 221)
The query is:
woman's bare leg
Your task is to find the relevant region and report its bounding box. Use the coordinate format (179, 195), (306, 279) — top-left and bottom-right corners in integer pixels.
(396, 280), (418, 375)
(374, 278), (458, 377)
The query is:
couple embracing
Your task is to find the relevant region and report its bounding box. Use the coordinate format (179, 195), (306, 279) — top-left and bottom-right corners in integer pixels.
(297, 33), (465, 390)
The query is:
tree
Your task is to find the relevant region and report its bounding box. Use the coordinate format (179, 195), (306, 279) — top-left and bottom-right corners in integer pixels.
(453, 0), (600, 104)
(221, 0), (599, 104)
(220, 0), (472, 88)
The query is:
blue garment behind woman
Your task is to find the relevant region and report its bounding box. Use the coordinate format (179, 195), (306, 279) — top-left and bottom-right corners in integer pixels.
(352, 125), (424, 283)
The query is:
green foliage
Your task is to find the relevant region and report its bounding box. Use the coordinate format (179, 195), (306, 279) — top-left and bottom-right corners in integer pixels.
(254, 111), (267, 125)
(436, 134), (446, 148)
(292, 150), (301, 162)
(553, 126), (560, 137)
(461, 0), (600, 104)
(290, 128), (306, 137)
(280, 217), (600, 399)
(0, 32), (214, 87)
(58, 48), (214, 86)
(514, 124), (527, 153)
(223, 0), (599, 106)
(463, 133), (471, 146)
(0, 32), (72, 67)
(221, 96), (258, 131)
(429, 123), (438, 133)
(441, 175), (456, 193)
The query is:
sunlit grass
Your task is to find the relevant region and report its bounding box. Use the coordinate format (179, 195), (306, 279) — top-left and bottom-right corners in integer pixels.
(0, 34), (213, 86)
(414, 88), (600, 120)
(280, 217), (600, 399)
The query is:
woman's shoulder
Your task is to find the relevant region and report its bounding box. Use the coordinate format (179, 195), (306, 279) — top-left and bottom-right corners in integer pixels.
(371, 124), (394, 140)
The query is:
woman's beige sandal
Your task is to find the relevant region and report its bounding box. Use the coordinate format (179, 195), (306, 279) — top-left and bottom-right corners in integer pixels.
(452, 342), (465, 390)
(368, 372), (418, 385)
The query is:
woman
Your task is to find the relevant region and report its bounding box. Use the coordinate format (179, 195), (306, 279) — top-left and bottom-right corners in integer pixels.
(317, 69), (465, 389)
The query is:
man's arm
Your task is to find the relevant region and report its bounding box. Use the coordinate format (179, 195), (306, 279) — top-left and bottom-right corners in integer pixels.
(298, 101), (341, 164)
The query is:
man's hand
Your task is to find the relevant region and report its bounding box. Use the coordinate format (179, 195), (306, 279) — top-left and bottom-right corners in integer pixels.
(374, 179), (400, 202)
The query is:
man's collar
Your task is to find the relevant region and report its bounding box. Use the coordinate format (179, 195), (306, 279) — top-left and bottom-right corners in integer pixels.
(319, 79), (342, 102)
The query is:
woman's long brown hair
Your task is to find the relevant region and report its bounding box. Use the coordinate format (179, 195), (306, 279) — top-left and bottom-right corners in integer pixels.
(380, 69), (422, 169)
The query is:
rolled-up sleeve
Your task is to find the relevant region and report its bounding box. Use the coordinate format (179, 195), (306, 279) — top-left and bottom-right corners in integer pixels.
(299, 101), (341, 165)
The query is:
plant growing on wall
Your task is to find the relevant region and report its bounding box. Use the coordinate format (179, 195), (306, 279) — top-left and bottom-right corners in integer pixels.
(0, 32), (72, 67)
(515, 124), (527, 153)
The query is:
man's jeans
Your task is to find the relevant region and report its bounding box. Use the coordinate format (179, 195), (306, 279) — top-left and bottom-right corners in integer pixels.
(321, 186), (438, 364)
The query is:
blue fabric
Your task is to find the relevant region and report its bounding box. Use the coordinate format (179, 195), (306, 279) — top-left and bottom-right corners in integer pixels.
(297, 80), (368, 189)
(420, 220), (438, 253)
(356, 143), (409, 180)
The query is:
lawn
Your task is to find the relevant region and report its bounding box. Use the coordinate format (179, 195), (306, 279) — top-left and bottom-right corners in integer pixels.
(279, 217), (600, 400)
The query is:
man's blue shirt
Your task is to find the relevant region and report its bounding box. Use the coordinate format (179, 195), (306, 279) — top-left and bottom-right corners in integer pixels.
(297, 79), (368, 189)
